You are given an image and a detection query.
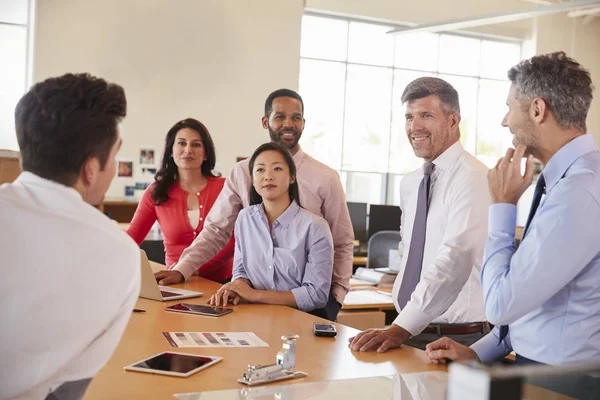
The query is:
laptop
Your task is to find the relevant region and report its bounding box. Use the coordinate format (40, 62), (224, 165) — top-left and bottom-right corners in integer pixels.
(139, 250), (203, 301)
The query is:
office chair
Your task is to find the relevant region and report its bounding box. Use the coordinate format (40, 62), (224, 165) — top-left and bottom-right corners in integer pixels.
(366, 230), (401, 269)
(140, 240), (166, 265)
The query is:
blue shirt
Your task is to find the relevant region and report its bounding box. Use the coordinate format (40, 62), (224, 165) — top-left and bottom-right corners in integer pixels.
(473, 134), (600, 365)
(232, 200), (334, 312)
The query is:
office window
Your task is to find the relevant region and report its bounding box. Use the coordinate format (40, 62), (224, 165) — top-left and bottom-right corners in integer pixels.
(0, 0), (33, 151)
(299, 14), (522, 205)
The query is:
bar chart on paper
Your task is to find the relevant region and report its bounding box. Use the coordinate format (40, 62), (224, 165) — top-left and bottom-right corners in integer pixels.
(162, 332), (269, 348)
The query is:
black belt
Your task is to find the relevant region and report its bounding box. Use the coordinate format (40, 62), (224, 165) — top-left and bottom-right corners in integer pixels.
(422, 322), (488, 335)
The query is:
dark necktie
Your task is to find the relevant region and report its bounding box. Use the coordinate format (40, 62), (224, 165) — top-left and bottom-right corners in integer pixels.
(498, 173), (546, 344)
(397, 162), (435, 310)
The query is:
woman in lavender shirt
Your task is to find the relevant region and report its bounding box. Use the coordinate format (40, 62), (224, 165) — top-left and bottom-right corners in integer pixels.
(209, 142), (334, 317)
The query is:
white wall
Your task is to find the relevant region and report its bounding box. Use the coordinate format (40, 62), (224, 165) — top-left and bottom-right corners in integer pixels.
(33, 0), (303, 197)
(534, 15), (600, 142)
(306, 0), (533, 38)
(32, 0), (599, 198)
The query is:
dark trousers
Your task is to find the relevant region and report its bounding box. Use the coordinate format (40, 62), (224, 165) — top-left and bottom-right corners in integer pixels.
(309, 290), (341, 321)
(515, 355), (600, 400)
(404, 324), (490, 350)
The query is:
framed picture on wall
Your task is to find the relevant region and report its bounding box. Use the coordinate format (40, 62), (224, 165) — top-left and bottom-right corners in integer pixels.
(117, 160), (134, 178)
(139, 148), (156, 166)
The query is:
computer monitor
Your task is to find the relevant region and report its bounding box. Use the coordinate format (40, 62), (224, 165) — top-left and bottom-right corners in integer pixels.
(347, 202), (368, 243)
(368, 204), (401, 239)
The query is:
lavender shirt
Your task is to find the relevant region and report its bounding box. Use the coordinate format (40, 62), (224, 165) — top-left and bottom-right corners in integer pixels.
(232, 201), (334, 312)
(174, 146), (354, 304)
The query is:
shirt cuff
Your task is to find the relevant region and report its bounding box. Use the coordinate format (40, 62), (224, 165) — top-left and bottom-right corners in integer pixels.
(172, 261), (195, 281)
(470, 326), (512, 363)
(488, 203), (517, 236)
(331, 284), (347, 305)
(291, 286), (312, 312)
(232, 270), (249, 282)
(392, 302), (433, 336)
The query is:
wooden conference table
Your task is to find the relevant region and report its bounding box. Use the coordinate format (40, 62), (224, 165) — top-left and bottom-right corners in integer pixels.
(84, 262), (445, 399)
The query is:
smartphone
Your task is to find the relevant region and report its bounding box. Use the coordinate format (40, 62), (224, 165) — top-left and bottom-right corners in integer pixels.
(313, 322), (337, 337)
(124, 351), (222, 377)
(165, 303), (233, 317)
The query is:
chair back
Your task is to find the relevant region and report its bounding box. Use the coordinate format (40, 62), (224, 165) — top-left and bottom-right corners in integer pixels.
(366, 230), (401, 269)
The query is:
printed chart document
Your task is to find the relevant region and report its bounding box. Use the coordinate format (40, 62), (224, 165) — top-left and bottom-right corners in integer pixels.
(162, 332), (269, 348)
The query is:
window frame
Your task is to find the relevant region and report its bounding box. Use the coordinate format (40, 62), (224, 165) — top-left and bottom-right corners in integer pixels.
(299, 11), (522, 205)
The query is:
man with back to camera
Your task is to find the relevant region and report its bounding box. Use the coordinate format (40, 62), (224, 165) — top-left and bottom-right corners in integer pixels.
(349, 77), (490, 353)
(427, 53), (600, 370)
(0, 73), (140, 400)
(154, 89), (354, 321)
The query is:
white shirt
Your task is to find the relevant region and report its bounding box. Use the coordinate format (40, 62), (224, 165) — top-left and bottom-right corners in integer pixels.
(0, 172), (140, 400)
(392, 142), (489, 335)
(187, 209), (199, 229)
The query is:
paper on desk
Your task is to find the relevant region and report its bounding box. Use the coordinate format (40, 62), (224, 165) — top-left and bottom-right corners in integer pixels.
(344, 290), (395, 305)
(162, 332), (269, 348)
(350, 277), (377, 288)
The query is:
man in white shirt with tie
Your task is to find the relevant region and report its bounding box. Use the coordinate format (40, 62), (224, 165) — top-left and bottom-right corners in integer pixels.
(350, 77), (490, 353)
(0, 73), (140, 400)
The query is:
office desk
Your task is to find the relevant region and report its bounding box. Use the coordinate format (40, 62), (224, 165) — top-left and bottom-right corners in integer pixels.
(352, 256), (367, 266)
(339, 289), (396, 330)
(85, 266), (445, 399)
(342, 289), (395, 311)
(99, 198), (139, 222)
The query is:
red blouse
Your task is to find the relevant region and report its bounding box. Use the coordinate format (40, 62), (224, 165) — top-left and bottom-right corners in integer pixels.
(126, 176), (234, 282)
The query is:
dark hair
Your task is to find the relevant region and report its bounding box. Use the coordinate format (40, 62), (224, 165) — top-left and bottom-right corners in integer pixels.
(508, 51), (593, 133)
(264, 89), (304, 117)
(15, 73), (126, 186)
(401, 77), (460, 114)
(248, 142), (301, 206)
(152, 118), (220, 205)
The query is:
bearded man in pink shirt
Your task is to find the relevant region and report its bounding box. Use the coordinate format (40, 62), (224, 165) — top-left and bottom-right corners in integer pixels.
(155, 89), (354, 321)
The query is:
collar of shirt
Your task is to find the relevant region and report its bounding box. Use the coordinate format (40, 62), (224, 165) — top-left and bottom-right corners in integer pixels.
(252, 200), (301, 229)
(292, 145), (306, 169)
(430, 140), (464, 174)
(15, 171), (83, 201)
(541, 133), (598, 193)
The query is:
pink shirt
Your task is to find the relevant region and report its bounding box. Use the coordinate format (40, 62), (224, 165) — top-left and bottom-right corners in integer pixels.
(173, 146), (354, 303)
(126, 178), (234, 282)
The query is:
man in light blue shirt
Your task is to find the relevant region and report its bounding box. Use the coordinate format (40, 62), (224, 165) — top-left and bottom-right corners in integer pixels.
(426, 52), (600, 366)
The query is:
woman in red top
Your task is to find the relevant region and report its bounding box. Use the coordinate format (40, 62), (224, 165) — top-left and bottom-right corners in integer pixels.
(126, 118), (234, 282)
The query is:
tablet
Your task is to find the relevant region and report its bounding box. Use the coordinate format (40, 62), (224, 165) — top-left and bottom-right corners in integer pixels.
(165, 303), (233, 317)
(123, 351), (222, 377)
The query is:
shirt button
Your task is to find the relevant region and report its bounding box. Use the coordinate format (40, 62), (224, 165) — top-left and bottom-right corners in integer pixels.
(200, 217), (203, 221)
(268, 265), (272, 269)
(199, 205), (203, 208)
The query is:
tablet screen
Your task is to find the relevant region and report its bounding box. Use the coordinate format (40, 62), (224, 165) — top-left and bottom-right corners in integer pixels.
(166, 303), (232, 316)
(132, 352), (214, 374)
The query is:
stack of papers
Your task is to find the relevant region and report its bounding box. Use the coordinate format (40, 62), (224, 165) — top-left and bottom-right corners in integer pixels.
(350, 277), (377, 289)
(352, 267), (396, 288)
(344, 290), (395, 306)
